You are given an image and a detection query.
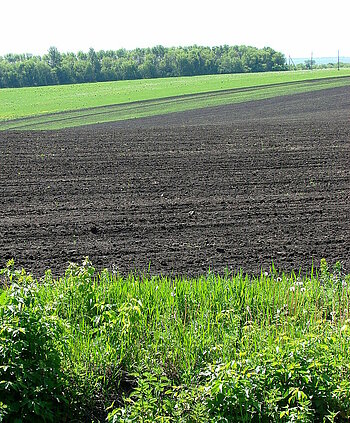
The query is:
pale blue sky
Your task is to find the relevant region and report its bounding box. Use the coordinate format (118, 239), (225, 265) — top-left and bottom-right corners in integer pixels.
(1, 0), (349, 58)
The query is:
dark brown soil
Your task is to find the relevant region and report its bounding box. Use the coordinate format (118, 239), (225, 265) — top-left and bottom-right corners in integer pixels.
(1, 86), (349, 277)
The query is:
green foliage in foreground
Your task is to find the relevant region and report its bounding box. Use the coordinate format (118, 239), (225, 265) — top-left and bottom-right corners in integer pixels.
(1, 68), (350, 122)
(1, 258), (350, 422)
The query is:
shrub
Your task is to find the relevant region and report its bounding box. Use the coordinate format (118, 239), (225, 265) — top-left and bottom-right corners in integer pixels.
(205, 332), (350, 422)
(0, 260), (68, 422)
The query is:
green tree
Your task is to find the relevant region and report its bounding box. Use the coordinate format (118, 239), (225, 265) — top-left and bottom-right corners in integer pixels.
(45, 46), (61, 68)
(88, 47), (101, 81)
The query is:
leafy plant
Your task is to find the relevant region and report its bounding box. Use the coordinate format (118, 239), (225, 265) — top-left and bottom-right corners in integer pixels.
(205, 332), (350, 422)
(107, 371), (208, 423)
(0, 260), (68, 422)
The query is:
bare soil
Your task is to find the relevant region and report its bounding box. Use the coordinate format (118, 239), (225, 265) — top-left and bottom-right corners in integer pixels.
(1, 86), (349, 277)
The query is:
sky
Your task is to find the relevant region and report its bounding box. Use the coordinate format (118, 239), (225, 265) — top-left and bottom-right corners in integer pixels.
(1, 0), (350, 59)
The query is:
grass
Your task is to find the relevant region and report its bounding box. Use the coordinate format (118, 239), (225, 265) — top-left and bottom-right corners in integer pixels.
(1, 69), (350, 130)
(1, 258), (350, 422)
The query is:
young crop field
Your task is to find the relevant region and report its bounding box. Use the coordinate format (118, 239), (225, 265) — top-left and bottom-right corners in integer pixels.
(1, 69), (350, 130)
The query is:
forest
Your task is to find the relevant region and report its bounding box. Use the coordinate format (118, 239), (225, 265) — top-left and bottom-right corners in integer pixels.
(0, 45), (287, 88)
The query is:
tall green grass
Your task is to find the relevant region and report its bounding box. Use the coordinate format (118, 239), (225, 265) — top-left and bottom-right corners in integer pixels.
(1, 258), (350, 422)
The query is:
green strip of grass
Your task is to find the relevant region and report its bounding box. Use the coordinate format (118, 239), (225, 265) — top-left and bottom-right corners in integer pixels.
(2, 75), (350, 130)
(1, 258), (350, 421)
(1, 69), (350, 122)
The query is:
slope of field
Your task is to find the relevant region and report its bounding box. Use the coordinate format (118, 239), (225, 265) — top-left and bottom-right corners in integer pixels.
(1, 75), (350, 130)
(1, 86), (349, 276)
(1, 68), (350, 124)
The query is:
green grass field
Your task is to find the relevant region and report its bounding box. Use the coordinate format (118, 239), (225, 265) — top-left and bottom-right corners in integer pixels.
(1, 69), (350, 130)
(1, 258), (349, 421)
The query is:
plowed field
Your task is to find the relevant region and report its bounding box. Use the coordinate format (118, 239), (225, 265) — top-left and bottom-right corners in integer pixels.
(1, 86), (349, 276)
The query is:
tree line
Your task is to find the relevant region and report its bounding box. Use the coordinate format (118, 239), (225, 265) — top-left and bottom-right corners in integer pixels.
(0, 45), (288, 89)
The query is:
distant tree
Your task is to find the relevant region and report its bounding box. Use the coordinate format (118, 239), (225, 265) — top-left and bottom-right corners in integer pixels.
(121, 60), (139, 80)
(0, 61), (19, 87)
(151, 45), (165, 59)
(304, 59), (316, 70)
(45, 46), (61, 68)
(100, 56), (116, 81)
(88, 48), (101, 81)
(218, 49), (244, 74)
(139, 53), (158, 79)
